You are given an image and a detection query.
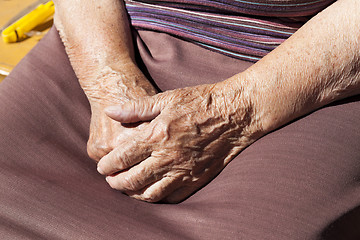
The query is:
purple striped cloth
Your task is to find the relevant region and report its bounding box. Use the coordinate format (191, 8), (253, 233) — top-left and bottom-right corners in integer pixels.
(124, 0), (336, 62)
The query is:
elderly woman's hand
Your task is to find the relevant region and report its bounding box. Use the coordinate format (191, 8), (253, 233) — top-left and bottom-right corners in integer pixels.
(96, 80), (264, 202)
(84, 65), (157, 161)
(87, 101), (149, 162)
(54, 0), (158, 162)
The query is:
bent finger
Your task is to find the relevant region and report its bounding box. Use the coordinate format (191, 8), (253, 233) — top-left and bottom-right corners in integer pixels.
(105, 95), (167, 123)
(104, 156), (163, 191)
(128, 175), (184, 203)
(97, 139), (152, 175)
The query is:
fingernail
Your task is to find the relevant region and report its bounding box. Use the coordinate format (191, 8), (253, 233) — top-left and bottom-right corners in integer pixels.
(97, 165), (105, 175)
(105, 176), (111, 183)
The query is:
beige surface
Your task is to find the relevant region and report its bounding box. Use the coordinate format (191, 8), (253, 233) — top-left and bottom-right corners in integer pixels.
(0, 0), (52, 82)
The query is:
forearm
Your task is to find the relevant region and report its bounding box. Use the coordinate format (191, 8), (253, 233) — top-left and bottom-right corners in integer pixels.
(53, 0), (156, 104)
(226, 0), (360, 133)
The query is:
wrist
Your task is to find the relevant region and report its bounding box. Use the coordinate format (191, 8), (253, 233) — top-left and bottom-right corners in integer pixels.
(229, 69), (312, 135)
(81, 62), (157, 106)
(225, 71), (284, 135)
(213, 74), (266, 143)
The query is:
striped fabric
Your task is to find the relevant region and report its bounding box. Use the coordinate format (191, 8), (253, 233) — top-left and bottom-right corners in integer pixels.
(125, 0), (336, 62)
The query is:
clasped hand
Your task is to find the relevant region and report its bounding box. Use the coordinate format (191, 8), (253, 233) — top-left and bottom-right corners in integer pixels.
(96, 82), (261, 203)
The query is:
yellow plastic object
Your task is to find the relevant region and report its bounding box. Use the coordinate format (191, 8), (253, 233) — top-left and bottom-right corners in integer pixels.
(1, 1), (54, 43)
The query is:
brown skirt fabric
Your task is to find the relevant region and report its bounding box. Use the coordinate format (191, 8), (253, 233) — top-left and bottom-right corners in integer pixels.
(0, 27), (360, 239)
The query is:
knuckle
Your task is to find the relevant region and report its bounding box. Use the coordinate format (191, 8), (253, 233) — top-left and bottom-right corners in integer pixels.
(147, 121), (170, 143)
(114, 144), (138, 169)
(87, 144), (101, 161)
(87, 138), (112, 162)
(111, 150), (129, 171)
(121, 176), (138, 191)
(119, 150), (131, 168)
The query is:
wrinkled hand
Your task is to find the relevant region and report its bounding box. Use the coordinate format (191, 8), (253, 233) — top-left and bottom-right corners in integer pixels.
(97, 82), (263, 203)
(87, 102), (149, 161)
(83, 65), (157, 162)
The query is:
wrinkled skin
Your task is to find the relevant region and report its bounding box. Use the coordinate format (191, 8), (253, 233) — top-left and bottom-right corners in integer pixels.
(55, 0), (360, 203)
(53, 0), (158, 162)
(84, 65), (157, 161)
(97, 81), (263, 203)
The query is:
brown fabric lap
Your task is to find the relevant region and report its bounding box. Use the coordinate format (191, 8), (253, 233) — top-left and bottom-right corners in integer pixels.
(0, 27), (359, 239)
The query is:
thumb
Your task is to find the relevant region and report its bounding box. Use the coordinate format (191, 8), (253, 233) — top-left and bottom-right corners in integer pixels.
(104, 95), (166, 123)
